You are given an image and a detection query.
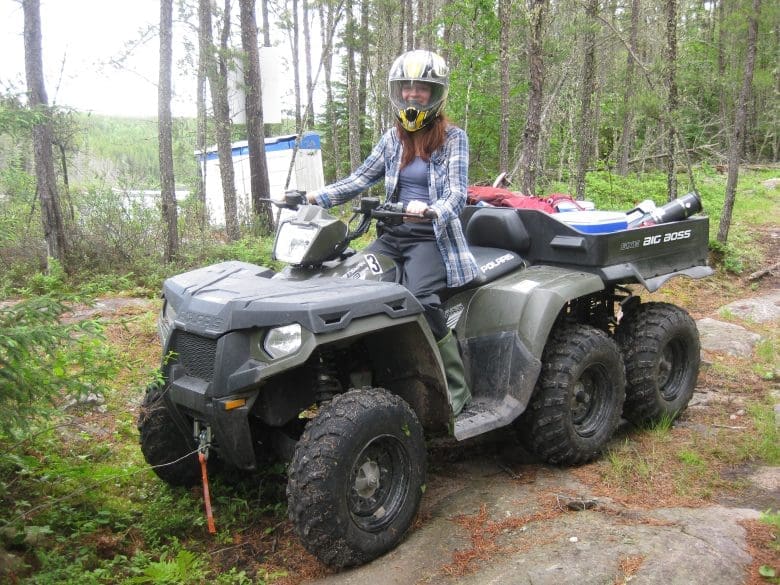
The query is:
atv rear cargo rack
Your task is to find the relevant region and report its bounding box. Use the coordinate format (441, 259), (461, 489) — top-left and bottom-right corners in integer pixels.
(461, 206), (712, 291)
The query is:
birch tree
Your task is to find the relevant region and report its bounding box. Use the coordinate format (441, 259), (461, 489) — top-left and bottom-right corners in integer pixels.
(201, 0), (240, 240)
(616, 0), (639, 175)
(158, 0), (178, 262)
(22, 0), (68, 268)
(718, 0), (761, 244)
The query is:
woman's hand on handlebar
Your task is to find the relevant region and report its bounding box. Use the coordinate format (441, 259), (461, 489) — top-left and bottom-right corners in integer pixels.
(406, 200), (437, 218)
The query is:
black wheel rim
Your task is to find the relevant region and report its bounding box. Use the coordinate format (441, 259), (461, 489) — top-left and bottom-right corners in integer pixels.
(659, 338), (687, 401)
(348, 435), (411, 533)
(570, 364), (611, 438)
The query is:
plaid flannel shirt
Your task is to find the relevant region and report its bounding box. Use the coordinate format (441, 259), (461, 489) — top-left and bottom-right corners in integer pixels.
(311, 125), (479, 288)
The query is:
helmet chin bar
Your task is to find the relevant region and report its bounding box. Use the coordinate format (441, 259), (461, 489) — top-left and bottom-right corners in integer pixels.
(400, 107), (429, 132)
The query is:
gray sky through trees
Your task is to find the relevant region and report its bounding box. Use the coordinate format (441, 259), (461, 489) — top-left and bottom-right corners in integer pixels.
(0, 0), (305, 118)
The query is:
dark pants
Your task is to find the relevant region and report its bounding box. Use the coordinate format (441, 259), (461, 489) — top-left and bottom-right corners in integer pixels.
(367, 222), (449, 340)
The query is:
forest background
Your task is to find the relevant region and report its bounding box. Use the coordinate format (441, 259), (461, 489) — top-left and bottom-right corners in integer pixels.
(0, 0), (778, 583)
(1, 0), (777, 283)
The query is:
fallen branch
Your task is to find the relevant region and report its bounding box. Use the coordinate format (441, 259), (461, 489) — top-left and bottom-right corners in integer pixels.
(747, 261), (780, 281)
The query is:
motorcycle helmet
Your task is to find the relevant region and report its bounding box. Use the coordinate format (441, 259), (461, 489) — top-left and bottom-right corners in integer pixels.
(388, 50), (449, 132)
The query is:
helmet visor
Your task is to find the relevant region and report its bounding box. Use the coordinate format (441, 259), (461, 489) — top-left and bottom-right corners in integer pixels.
(388, 80), (447, 115)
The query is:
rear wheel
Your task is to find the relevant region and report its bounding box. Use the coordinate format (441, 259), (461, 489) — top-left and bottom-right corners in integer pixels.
(287, 388), (426, 568)
(616, 302), (700, 425)
(519, 324), (626, 465)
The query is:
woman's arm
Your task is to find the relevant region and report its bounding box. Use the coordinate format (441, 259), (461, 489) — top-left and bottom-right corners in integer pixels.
(309, 131), (394, 208)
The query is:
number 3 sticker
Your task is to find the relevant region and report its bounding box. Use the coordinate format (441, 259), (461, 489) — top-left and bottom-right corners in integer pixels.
(365, 254), (383, 274)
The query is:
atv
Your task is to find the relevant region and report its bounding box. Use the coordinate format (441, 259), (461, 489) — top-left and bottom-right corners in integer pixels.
(138, 191), (712, 568)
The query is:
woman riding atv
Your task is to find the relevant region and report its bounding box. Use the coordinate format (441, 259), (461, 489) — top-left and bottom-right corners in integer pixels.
(307, 49), (477, 415)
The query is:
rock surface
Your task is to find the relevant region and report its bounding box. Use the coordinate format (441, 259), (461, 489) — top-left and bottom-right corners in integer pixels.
(719, 290), (780, 324)
(309, 290), (779, 585)
(310, 461), (764, 585)
(696, 317), (761, 357)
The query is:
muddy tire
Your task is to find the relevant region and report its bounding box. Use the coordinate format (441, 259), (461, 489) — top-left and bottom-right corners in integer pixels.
(519, 324), (626, 465)
(616, 302), (700, 425)
(138, 384), (205, 487)
(287, 388), (426, 568)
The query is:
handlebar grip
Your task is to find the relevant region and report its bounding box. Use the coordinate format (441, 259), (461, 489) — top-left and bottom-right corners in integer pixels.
(422, 208), (437, 220)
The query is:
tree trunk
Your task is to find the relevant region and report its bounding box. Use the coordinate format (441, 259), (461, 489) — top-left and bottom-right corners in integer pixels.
(201, 0), (240, 241)
(665, 0), (678, 200)
(319, 0), (341, 180)
(303, 0), (314, 124)
(261, 0), (271, 45)
(346, 0), (361, 170)
(405, 0), (414, 50)
(240, 0), (274, 233)
(498, 0), (510, 176)
(23, 0), (68, 269)
(616, 0), (639, 175)
(158, 0), (179, 263)
(716, 0), (728, 152)
(291, 0), (302, 133)
(575, 0), (598, 201)
(357, 0), (369, 147)
(56, 142), (74, 220)
(718, 0), (761, 244)
(517, 0), (547, 196)
(196, 0), (209, 229)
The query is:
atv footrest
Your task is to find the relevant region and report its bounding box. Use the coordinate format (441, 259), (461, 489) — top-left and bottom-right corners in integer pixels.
(453, 397), (522, 441)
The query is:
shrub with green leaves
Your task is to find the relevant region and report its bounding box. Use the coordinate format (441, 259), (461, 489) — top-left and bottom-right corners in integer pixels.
(0, 295), (119, 436)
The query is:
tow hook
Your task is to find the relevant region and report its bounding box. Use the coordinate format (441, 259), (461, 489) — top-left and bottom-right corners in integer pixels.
(194, 421), (217, 534)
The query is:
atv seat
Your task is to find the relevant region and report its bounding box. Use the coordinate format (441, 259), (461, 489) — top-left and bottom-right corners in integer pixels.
(465, 206), (531, 254)
(442, 208), (530, 298)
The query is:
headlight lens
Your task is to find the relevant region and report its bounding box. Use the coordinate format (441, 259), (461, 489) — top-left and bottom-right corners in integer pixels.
(263, 324), (302, 359)
(274, 222), (317, 264)
(157, 299), (177, 345)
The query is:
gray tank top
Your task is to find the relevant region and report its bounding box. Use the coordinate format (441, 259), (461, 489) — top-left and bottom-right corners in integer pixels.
(398, 157), (429, 207)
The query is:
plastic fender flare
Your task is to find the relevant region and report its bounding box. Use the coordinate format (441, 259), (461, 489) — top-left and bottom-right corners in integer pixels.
(518, 268), (605, 357)
(465, 266), (605, 359)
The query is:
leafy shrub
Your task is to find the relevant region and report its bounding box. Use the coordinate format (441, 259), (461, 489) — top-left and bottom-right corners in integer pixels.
(0, 295), (119, 436)
(128, 548), (208, 585)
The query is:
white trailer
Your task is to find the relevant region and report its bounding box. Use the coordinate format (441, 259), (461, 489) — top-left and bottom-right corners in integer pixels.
(198, 132), (325, 226)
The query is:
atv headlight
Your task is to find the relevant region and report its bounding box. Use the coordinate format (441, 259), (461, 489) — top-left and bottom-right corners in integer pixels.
(274, 222), (318, 264)
(264, 324), (302, 359)
(158, 298), (177, 345)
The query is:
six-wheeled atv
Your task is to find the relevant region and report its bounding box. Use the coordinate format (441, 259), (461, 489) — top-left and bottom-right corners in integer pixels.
(138, 192), (712, 567)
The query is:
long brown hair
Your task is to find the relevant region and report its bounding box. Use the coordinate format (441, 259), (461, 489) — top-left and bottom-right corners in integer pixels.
(397, 114), (450, 168)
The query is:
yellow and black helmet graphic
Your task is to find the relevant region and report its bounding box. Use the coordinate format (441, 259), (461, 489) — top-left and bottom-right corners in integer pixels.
(388, 50), (449, 132)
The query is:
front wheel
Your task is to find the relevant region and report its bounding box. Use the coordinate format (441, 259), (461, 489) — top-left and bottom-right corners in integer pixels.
(616, 302), (700, 425)
(518, 324), (626, 465)
(287, 388), (426, 568)
(138, 383), (213, 487)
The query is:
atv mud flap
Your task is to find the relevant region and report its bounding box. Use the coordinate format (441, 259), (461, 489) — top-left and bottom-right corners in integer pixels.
(455, 331), (541, 440)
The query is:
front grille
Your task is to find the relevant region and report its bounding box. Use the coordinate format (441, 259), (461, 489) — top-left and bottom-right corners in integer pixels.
(174, 331), (218, 381)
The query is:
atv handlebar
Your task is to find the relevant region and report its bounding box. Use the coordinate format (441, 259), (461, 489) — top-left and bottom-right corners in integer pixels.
(369, 201), (438, 221)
